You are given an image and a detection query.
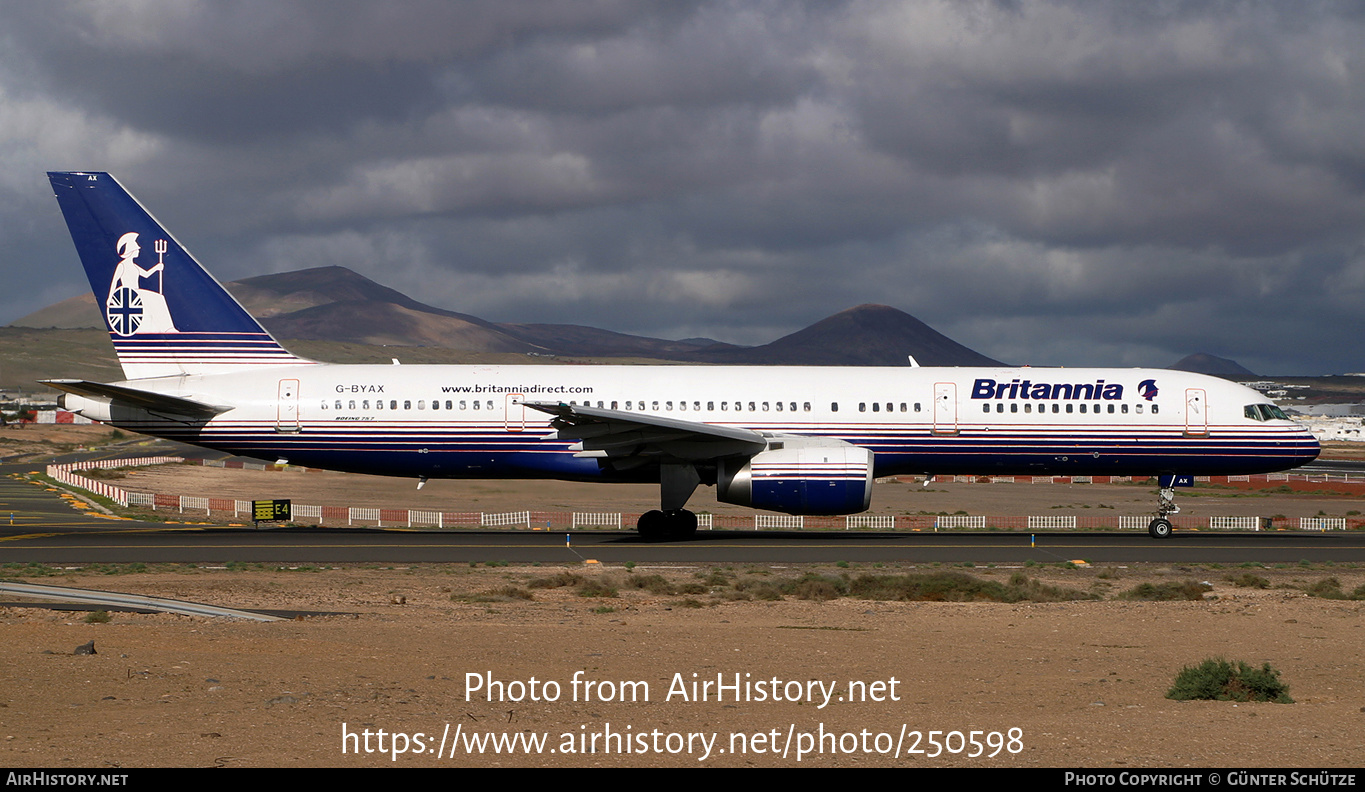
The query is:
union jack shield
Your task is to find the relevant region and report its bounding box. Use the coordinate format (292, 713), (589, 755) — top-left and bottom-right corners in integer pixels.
(106, 286), (143, 336)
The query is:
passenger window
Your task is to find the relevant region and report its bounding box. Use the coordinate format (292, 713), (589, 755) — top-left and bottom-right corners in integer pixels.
(363, 400), (371, 409)
(775, 402), (783, 412)
(762, 402), (769, 411)
(914, 403), (921, 412)
(748, 402), (756, 411)
(460, 401), (467, 410)
(418, 400), (424, 410)
(831, 403), (839, 412)
(335, 400), (343, 410)
(652, 401), (659, 411)
(872, 403), (879, 412)
(789, 402), (796, 412)
(321, 401), (328, 410)
(996, 403), (1004, 413)
(1065, 404), (1073, 414)
(1080, 404), (1087, 414)
(1136, 404), (1143, 414)
(1107, 404), (1115, 414)
(983, 404), (991, 414)
(860, 403), (867, 412)
(1024, 403), (1031, 413)
(391, 400), (398, 410)
(1152, 405), (1160, 414)
(707, 402), (714, 411)
(1010, 403), (1017, 413)
(803, 402), (811, 412)
(666, 401), (674, 411)
(349, 400), (356, 410)
(1121, 404), (1128, 414)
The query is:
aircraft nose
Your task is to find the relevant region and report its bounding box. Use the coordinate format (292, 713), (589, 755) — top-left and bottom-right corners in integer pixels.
(1296, 429), (1321, 465)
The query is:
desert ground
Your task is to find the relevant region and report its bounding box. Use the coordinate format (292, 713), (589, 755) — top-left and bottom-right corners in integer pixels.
(2, 562), (1363, 768)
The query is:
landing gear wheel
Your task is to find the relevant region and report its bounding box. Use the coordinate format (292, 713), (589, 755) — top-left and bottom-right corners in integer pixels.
(637, 510), (668, 541)
(1148, 518), (1172, 539)
(636, 509), (697, 541)
(665, 509), (698, 540)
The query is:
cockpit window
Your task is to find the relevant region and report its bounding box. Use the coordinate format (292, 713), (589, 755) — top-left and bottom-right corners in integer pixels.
(1245, 403), (1290, 421)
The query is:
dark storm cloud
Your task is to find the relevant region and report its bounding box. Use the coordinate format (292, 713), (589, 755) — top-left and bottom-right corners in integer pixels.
(2, 1), (1363, 373)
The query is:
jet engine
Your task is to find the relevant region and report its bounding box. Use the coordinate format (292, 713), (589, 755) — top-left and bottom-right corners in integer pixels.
(716, 438), (874, 515)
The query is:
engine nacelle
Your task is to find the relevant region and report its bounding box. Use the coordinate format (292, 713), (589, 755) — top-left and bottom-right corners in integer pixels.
(716, 439), (874, 515)
(57, 393), (113, 423)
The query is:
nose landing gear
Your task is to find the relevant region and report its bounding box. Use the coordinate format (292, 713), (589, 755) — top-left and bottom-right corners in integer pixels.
(1147, 475), (1191, 538)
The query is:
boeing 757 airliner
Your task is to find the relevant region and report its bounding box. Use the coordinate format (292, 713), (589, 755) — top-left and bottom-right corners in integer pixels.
(41, 172), (1319, 539)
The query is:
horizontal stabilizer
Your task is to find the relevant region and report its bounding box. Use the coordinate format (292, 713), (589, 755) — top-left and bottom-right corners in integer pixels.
(41, 379), (232, 417)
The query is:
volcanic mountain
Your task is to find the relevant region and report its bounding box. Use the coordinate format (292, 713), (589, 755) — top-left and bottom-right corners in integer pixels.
(687, 304), (1003, 367)
(1169, 353), (1257, 379)
(11, 266), (1001, 366)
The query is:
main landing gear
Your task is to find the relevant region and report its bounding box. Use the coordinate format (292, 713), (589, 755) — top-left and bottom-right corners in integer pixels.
(637, 463), (702, 541)
(637, 509), (698, 541)
(1147, 484), (1179, 539)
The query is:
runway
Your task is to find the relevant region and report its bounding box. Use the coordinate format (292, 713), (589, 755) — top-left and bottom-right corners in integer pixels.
(5, 463), (1364, 566)
(4, 522), (1365, 565)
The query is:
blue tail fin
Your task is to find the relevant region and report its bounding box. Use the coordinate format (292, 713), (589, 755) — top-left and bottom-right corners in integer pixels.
(48, 172), (311, 380)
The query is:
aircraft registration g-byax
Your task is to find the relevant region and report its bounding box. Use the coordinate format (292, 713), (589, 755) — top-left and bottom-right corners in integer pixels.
(43, 171), (1319, 540)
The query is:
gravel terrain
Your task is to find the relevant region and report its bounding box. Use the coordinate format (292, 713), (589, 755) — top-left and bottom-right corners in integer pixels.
(2, 563), (1362, 768)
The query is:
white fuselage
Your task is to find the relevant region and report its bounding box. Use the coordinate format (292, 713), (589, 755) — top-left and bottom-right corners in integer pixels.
(78, 363), (1319, 484)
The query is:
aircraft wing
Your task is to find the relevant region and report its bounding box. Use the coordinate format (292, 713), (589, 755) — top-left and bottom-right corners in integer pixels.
(41, 379), (232, 417)
(525, 401), (767, 461)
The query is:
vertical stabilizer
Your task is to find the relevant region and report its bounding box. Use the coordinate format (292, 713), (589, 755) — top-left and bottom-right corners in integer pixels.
(47, 172), (311, 379)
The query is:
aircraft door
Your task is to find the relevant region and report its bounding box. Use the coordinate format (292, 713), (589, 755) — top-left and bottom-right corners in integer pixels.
(933, 382), (958, 435)
(276, 379), (300, 433)
(1184, 388), (1208, 436)
(505, 393), (525, 432)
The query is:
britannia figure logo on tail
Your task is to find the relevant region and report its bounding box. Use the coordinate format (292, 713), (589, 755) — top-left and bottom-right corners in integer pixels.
(106, 232), (178, 335)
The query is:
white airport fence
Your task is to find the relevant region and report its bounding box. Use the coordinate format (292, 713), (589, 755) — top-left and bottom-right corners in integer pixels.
(755, 514), (803, 530)
(1209, 516), (1262, 531)
(572, 512), (623, 530)
(1118, 516), (1150, 530)
(45, 456), (185, 507)
(1028, 515), (1077, 530)
(846, 514), (896, 530)
(481, 511), (532, 529)
(1300, 517), (1346, 531)
(935, 515), (985, 530)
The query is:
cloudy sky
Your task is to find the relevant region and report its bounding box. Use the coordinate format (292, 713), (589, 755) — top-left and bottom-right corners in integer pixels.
(2, 1), (1363, 374)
